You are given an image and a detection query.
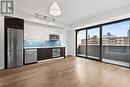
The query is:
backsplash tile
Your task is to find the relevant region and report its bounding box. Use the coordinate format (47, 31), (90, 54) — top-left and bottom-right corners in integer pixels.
(24, 40), (61, 47)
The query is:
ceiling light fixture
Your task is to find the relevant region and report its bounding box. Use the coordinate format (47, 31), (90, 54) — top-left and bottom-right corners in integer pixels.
(49, 1), (62, 16)
(35, 13), (56, 22)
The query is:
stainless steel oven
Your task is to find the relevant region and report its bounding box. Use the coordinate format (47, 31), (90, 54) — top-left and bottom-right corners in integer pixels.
(52, 48), (60, 58)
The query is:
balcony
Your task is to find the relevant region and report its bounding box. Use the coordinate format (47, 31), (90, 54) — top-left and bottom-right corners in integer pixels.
(77, 45), (130, 66)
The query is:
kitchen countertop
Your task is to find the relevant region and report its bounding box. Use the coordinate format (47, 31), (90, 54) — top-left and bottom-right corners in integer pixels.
(24, 46), (65, 49)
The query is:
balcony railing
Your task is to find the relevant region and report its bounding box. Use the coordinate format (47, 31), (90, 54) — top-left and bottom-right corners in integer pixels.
(77, 45), (130, 62)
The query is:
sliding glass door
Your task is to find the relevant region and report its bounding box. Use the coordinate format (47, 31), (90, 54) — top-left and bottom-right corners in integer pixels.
(76, 19), (130, 67)
(76, 30), (86, 57)
(87, 27), (100, 60)
(102, 21), (130, 67)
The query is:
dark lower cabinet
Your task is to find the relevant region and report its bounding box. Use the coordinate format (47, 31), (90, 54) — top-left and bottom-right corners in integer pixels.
(60, 47), (65, 58)
(37, 47), (65, 61)
(37, 48), (52, 61)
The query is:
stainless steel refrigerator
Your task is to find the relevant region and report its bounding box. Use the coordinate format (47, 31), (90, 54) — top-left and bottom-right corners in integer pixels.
(7, 28), (23, 68)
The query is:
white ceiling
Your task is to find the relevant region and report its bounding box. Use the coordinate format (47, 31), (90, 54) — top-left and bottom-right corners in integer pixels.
(15, 0), (130, 28)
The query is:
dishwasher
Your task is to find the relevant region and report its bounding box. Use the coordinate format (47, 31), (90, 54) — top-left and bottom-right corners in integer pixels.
(24, 49), (37, 64)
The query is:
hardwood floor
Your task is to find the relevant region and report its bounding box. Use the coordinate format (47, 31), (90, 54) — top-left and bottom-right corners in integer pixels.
(0, 57), (130, 87)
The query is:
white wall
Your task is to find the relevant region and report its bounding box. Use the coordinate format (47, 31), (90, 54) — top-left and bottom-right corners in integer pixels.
(0, 16), (4, 69)
(66, 30), (75, 56)
(24, 22), (70, 56)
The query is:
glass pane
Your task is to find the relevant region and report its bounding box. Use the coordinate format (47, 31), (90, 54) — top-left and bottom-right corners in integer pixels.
(87, 27), (100, 60)
(102, 21), (130, 67)
(76, 30), (86, 57)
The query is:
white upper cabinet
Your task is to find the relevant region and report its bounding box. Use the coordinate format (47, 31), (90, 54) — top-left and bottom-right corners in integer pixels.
(24, 22), (50, 40)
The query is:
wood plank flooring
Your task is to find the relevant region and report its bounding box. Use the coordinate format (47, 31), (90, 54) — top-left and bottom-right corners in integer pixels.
(0, 57), (130, 87)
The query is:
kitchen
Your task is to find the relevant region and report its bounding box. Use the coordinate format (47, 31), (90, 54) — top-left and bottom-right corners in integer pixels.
(0, 16), (74, 69)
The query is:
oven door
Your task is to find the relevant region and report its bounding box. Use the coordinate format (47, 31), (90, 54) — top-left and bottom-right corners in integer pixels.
(52, 48), (60, 58)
